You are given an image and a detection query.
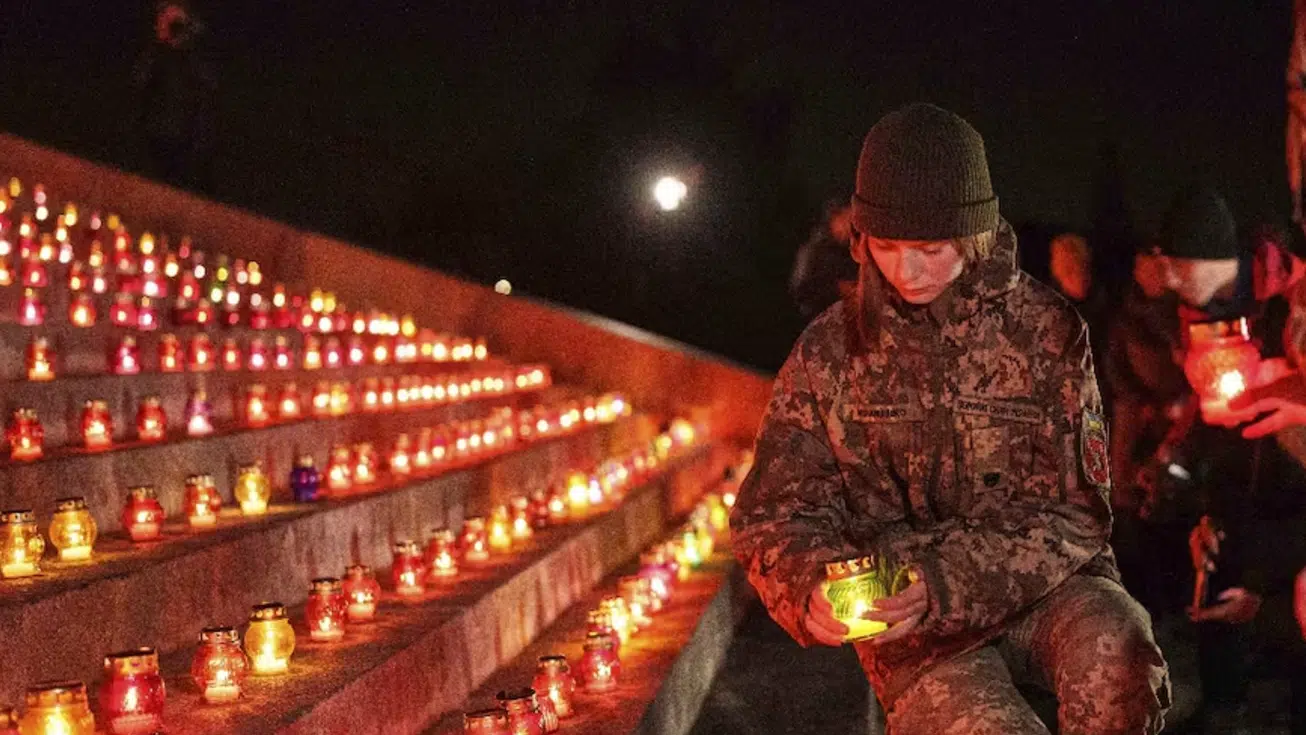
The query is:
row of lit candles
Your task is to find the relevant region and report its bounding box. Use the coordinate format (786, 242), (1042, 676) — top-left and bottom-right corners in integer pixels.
(0, 437), (712, 735)
(3, 366), (556, 461)
(462, 492), (734, 735)
(0, 397), (641, 578)
(23, 329), (490, 381)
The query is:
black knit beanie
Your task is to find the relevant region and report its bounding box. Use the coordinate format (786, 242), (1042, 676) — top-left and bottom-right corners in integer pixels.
(1158, 187), (1239, 260)
(850, 103), (999, 240)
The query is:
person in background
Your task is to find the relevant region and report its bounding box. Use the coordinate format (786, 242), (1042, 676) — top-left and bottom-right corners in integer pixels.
(1050, 232), (1112, 407)
(732, 102), (1169, 734)
(789, 200), (858, 322)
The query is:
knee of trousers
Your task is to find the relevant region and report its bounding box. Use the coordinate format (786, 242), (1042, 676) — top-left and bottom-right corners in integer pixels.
(1060, 622), (1172, 727)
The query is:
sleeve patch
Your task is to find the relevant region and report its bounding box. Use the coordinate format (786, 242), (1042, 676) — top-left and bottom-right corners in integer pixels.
(1081, 408), (1110, 489)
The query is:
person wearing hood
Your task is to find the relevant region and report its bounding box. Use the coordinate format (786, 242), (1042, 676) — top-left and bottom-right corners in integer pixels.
(730, 103), (1170, 734)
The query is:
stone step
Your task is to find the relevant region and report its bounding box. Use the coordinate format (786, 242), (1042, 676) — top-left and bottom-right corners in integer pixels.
(425, 548), (747, 735)
(0, 416), (655, 704)
(145, 453), (708, 734)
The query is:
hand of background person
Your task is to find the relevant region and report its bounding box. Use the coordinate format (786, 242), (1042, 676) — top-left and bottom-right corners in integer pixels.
(863, 570), (929, 646)
(804, 585), (849, 646)
(1188, 587), (1262, 624)
(1225, 359), (1306, 437)
(1189, 515), (1222, 573)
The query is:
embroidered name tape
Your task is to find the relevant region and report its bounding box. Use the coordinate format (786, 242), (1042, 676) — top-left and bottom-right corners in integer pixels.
(954, 396), (1043, 424)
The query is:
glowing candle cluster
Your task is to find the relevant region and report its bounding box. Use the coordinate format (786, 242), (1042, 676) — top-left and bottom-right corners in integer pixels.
(98, 647), (166, 735)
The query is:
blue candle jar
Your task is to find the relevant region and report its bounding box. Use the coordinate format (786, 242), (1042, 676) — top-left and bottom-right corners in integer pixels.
(290, 454), (321, 503)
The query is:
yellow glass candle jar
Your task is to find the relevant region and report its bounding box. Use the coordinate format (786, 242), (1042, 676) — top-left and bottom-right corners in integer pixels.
(244, 603), (295, 675)
(821, 556), (912, 642)
(18, 681), (95, 735)
(1, 510), (44, 579)
(233, 463), (272, 516)
(48, 497), (97, 562)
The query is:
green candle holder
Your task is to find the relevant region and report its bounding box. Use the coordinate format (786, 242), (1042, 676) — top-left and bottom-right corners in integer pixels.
(821, 555), (912, 642)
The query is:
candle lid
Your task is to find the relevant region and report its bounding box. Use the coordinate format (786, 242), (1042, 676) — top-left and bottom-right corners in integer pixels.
(825, 555), (885, 580)
(12, 407), (37, 420)
(583, 631), (616, 650)
(345, 564), (372, 578)
(537, 654), (569, 671)
(250, 602), (287, 621)
(0, 509), (34, 524)
(238, 462), (263, 475)
(104, 647), (159, 676)
(1188, 316), (1251, 344)
(393, 540), (420, 555)
(311, 577), (343, 594)
(54, 497), (88, 512)
(128, 485), (158, 501)
(463, 517), (485, 530)
(0, 705), (16, 727)
(464, 708), (508, 725)
(496, 687), (538, 704)
(199, 625), (240, 644)
(142, 395), (162, 406)
(429, 528), (455, 543)
(24, 681), (88, 708)
(294, 454), (316, 468)
(511, 496), (530, 510)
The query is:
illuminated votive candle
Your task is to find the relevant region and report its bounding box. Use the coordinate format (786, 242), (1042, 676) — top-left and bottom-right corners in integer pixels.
(122, 486), (165, 542)
(69, 292), (96, 327)
(221, 338), (242, 372)
(18, 681), (95, 735)
(389, 434), (412, 477)
(639, 550), (673, 609)
(306, 577), (348, 641)
(620, 575), (655, 629)
(496, 688), (546, 735)
(425, 529), (459, 580)
(26, 336), (53, 381)
(112, 336), (141, 376)
(326, 445), (352, 492)
(18, 288), (45, 326)
(510, 496), (533, 541)
(579, 631), (621, 693)
(291, 454), (321, 503)
(244, 384), (271, 428)
(463, 709), (509, 735)
(81, 400), (113, 449)
(48, 497), (97, 562)
(488, 505), (513, 552)
(821, 555), (910, 642)
(185, 390), (213, 436)
(273, 336), (292, 370)
(461, 518), (490, 562)
(566, 473), (590, 515)
(1, 704), (16, 734)
(185, 474), (222, 528)
(278, 382), (302, 420)
(343, 564), (381, 622)
(109, 292), (135, 327)
(303, 336), (322, 370)
(392, 540), (426, 596)
(352, 443), (377, 486)
(6, 408), (44, 461)
(158, 334), (182, 372)
(191, 626), (249, 704)
(601, 596), (632, 645)
(245, 603), (295, 675)
(135, 396), (167, 442)
(547, 491), (568, 525)
(234, 463), (271, 515)
(189, 334), (214, 372)
(312, 381), (332, 417)
(532, 655), (576, 720)
(98, 647), (166, 735)
(247, 338), (268, 370)
(1, 510), (44, 578)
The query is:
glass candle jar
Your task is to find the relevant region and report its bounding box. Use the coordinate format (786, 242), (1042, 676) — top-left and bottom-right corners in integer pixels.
(273, 336), (292, 370)
(158, 334), (182, 372)
(244, 385), (270, 428)
(221, 339), (242, 372)
(323, 337), (342, 368)
(302, 336), (322, 370)
(306, 577), (348, 641)
(234, 463), (271, 515)
(532, 655), (576, 720)
(352, 443), (377, 486)
(579, 631), (620, 693)
(326, 445), (352, 492)
(98, 648), (166, 735)
(26, 337), (53, 381)
(1185, 317), (1262, 422)
(565, 473), (589, 516)
(488, 505), (513, 553)
(81, 400), (113, 450)
(343, 564), (381, 622)
(6, 408), (44, 461)
(245, 603), (295, 675)
(184, 390), (213, 436)
(184, 474), (222, 528)
(190, 626), (249, 704)
(135, 397), (167, 442)
(48, 497), (96, 562)
(600, 596), (633, 645)
(389, 434), (412, 477)
(392, 540), (426, 596)
(188, 334), (214, 372)
(135, 297), (158, 332)
(18, 288), (45, 326)
(463, 709), (509, 735)
(495, 689), (545, 735)
(278, 382), (302, 420)
(290, 454), (321, 503)
(584, 609), (620, 657)
(461, 517), (490, 562)
(527, 491), (551, 530)
(425, 529), (459, 581)
(510, 496), (533, 541)
(619, 575), (654, 629)
(638, 551), (672, 610)
(0, 705), (16, 734)
(122, 487), (165, 542)
(69, 292), (96, 327)
(821, 555), (911, 642)
(18, 681), (95, 735)
(1, 510), (44, 579)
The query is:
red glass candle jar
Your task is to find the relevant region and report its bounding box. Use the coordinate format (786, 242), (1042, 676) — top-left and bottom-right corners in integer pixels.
(190, 626), (249, 704)
(495, 689), (545, 735)
(392, 540), (426, 596)
(189, 334), (215, 372)
(343, 564), (381, 622)
(122, 486), (165, 542)
(361, 378), (380, 413)
(330, 381), (352, 415)
(639, 550), (673, 609)
(412, 428), (434, 471)
(184, 474), (222, 528)
(0, 704), (15, 734)
(247, 338), (268, 371)
(305, 577), (348, 641)
(425, 528), (459, 581)
(244, 385), (271, 428)
(390, 434), (412, 477)
(488, 505), (513, 553)
(312, 381), (332, 417)
(69, 292), (96, 327)
(620, 575), (655, 629)
(509, 496), (533, 541)
(324, 337), (342, 368)
(347, 336), (366, 366)
(133, 397), (167, 442)
(158, 334), (182, 372)
(109, 293), (136, 328)
(221, 338), (242, 372)
(464, 709), (509, 735)
(584, 608), (620, 656)
(372, 338), (391, 365)
(184, 390), (213, 436)
(273, 336), (292, 370)
(528, 491), (551, 530)
(81, 400), (113, 449)
(532, 655), (576, 720)
(26, 336), (54, 381)
(18, 288), (45, 326)
(21, 255), (48, 288)
(303, 335), (322, 370)
(278, 382), (302, 420)
(325, 445), (352, 492)
(98, 647), (166, 735)
(578, 632), (620, 693)
(1185, 317), (1262, 413)
(352, 443), (378, 486)
(379, 377), (396, 410)
(461, 517), (490, 562)
(113, 336), (141, 375)
(136, 296), (159, 331)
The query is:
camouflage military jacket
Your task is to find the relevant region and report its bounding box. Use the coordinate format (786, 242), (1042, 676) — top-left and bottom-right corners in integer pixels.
(731, 222), (1118, 704)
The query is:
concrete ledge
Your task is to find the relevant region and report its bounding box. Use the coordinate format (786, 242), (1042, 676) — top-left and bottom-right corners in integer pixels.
(151, 461), (702, 734)
(0, 420), (652, 703)
(426, 550), (748, 735)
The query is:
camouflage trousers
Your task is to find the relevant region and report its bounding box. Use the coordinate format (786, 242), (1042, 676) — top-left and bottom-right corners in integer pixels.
(884, 574), (1171, 735)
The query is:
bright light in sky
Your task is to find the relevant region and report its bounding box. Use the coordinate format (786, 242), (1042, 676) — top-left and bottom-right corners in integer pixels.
(653, 176), (688, 211)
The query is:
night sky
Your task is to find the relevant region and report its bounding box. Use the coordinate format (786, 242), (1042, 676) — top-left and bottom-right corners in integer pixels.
(0, 1), (1296, 370)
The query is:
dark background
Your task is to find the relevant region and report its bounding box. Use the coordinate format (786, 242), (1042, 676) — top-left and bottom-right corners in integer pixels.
(0, 0), (1296, 371)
